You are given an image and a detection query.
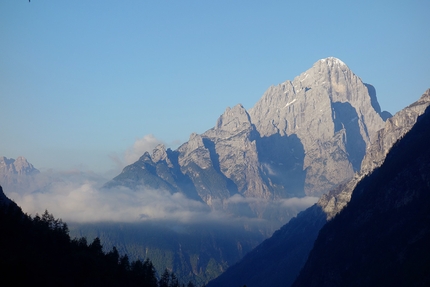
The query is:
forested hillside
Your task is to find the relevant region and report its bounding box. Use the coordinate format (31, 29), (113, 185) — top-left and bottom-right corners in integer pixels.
(0, 186), (198, 287)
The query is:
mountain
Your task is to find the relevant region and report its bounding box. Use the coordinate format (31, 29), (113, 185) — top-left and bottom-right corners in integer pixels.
(105, 57), (390, 218)
(206, 89), (430, 287)
(99, 57), (392, 284)
(292, 98), (430, 287)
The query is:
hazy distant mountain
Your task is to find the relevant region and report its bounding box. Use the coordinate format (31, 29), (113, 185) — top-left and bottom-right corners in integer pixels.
(0, 156), (39, 193)
(0, 156), (39, 177)
(292, 96), (430, 287)
(207, 89), (430, 287)
(105, 57), (390, 219)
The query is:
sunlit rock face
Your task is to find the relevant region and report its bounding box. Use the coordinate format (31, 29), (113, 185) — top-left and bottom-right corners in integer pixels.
(106, 57), (390, 217)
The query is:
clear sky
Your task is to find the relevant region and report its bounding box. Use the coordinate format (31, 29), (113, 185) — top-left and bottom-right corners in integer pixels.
(1, 0), (429, 174)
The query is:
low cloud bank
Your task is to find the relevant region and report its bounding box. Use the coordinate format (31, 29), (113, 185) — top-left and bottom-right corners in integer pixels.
(6, 170), (317, 229)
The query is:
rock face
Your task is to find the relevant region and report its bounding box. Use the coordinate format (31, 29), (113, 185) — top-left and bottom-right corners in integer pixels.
(106, 57), (389, 217)
(292, 104), (430, 287)
(206, 89), (430, 287)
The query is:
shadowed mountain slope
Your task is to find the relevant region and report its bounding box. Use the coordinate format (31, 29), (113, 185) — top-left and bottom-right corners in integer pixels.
(292, 101), (430, 287)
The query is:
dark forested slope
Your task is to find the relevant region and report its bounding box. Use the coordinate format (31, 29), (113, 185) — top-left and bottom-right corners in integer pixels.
(0, 186), (191, 287)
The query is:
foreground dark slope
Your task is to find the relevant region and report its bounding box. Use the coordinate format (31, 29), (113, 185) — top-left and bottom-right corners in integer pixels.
(0, 186), (163, 287)
(292, 105), (430, 287)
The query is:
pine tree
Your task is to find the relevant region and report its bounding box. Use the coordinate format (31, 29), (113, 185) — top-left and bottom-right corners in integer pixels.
(159, 269), (170, 287)
(169, 272), (179, 287)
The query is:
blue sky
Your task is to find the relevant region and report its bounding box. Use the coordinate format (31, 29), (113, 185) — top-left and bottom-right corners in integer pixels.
(1, 0), (429, 174)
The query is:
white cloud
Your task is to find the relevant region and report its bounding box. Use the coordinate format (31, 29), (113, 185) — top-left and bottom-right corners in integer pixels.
(6, 170), (224, 224)
(279, 196), (319, 208)
(5, 168), (317, 232)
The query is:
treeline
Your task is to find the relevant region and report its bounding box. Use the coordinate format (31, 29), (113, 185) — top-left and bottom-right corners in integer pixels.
(0, 187), (201, 287)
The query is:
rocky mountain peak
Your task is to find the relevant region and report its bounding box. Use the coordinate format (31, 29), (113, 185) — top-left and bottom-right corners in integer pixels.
(318, 56), (347, 67)
(215, 104), (252, 134)
(151, 144), (175, 168)
(151, 144), (167, 162)
(138, 152), (152, 163)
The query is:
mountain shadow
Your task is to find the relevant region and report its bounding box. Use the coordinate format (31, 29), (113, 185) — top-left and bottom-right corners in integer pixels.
(365, 83), (392, 121)
(332, 101), (366, 172)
